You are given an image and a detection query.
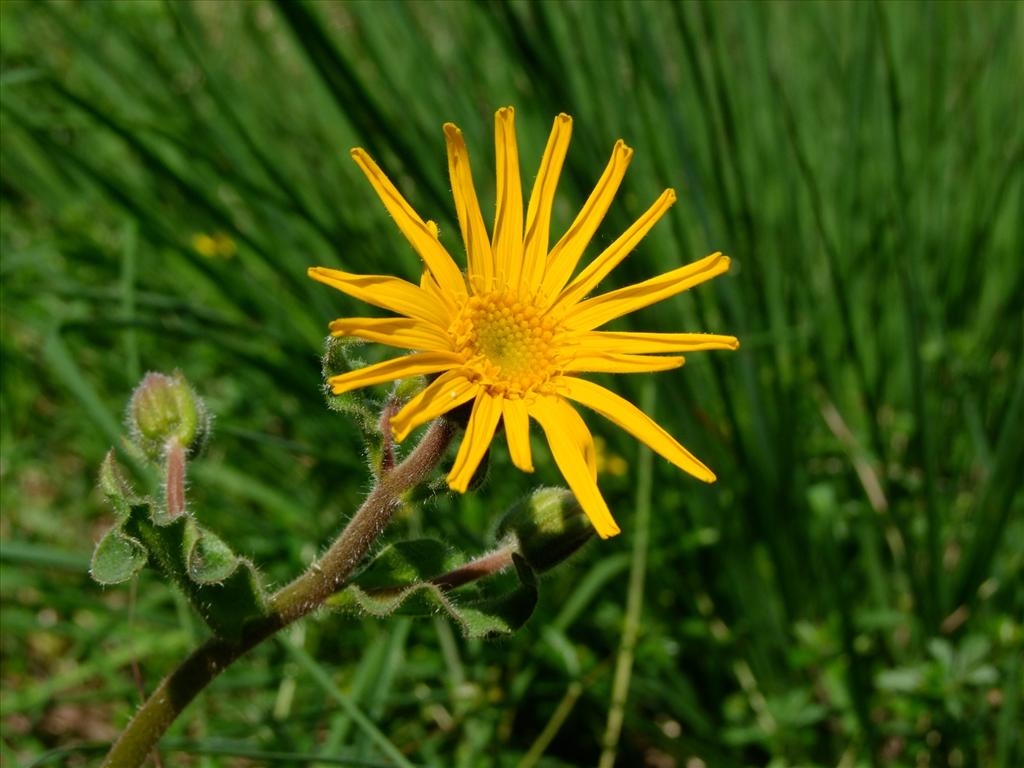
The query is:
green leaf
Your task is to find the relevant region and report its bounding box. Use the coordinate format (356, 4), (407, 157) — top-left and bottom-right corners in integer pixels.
(876, 666), (924, 693)
(98, 450), (140, 519)
(351, 539), (465, 590)
(190, 558), (267, 639)
(927, 638), (955, 669)
(321, 336), (393, 475)
(120, 505), (267, 641)
(965, 664), (998, 686)
(956, 635), (992, 670)
(184, 521), (241, 584)
(90, 528), (147, 584)
(92, 445), (268, 639)
(330, 541), (538, 638)
(453, 554), (538, 637)
(322, 336), (375, 426)
(338, 579), (537, 639)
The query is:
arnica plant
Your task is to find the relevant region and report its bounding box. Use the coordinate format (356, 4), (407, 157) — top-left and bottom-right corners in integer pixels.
(2, 3), (1020, 768)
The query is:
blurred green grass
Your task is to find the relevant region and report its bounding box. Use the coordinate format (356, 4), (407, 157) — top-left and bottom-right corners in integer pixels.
(1, 1), (1021, 766)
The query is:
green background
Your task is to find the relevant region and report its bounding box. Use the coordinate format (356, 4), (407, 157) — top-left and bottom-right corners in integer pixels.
(1, 1), (1021, 766)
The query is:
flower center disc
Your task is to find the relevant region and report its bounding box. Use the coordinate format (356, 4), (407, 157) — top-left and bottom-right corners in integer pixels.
(457, 293), (561, 397)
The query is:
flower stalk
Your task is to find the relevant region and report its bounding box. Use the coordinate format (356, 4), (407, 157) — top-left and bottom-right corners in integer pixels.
(428, 545), (515, 591)
(163, 440), (187, 521)
(101, 418), (456, 768)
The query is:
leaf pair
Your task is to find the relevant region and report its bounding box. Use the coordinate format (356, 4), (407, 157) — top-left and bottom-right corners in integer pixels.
(91, 452), (267, 641)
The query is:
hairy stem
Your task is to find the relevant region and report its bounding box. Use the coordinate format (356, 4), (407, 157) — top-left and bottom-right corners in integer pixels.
(101, 419), (455, 768)
(430, 545), (515, 591)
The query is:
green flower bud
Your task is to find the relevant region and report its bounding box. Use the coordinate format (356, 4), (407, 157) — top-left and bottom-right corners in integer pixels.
(496, 487), (594, 574)
(128, 371), (209, 459)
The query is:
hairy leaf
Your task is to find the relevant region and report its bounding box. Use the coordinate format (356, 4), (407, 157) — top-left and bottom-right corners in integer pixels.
(90, 528), (148, 585)
(330, 540), (538, 638)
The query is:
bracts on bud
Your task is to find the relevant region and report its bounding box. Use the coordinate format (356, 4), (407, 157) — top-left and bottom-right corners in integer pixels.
(497, 487), (595, 574)
(128, 371), (210, 460)
(127, 371), (209, 521)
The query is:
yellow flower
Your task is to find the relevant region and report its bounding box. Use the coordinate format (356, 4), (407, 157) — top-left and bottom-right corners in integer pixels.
(309, 108), (737, 538)
(192, 232), (236, 259)
(593, 436), (628, 478)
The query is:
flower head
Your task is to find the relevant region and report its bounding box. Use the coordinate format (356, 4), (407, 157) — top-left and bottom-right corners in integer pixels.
(128, 371), (210, 459)
(309, 108), (737, 538)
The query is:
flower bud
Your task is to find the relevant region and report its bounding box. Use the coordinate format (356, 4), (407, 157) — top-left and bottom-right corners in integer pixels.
(128, 371), (209, 459)
(496, 487), (594, 574)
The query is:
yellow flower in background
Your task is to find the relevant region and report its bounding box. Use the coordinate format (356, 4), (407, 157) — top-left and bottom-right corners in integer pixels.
(192, 232), (237, 259)
(309, 108), (737, 538)
(593, 436), (628, 478)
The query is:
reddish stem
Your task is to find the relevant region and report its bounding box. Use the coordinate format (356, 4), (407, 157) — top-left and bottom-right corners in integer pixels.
(164, 440), (187, 519)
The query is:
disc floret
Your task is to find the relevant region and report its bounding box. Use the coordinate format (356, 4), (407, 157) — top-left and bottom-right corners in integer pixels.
(455, 291), (565, 398)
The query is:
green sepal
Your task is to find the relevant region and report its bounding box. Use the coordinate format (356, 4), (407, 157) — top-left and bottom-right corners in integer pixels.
(328, 539), (538, 638)
(90, 527), (148, 584)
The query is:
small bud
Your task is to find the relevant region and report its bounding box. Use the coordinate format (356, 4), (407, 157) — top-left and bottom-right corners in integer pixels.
(128, 371), (209, 459)
(496, 487), (595, 574)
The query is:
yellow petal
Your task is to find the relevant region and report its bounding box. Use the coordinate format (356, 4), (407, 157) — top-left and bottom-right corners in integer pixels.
(447, 392), (502, 492)
(493, 107), (524, 288)
(576, 331), (740, 354)
(328, 317), (453, 352)
(349, 148), (466, 300)
(327, 351), (463, 396)
(566, 252), (730, 330)
(501, 397), (534, 472)
(444, 123), (493, 289)
(541, 140), (634, 299)
(559, 377), (716, 482)
(548, 395), (597, 480)
(418, 226), (448, 305)
(308, 267), (450, 329)
(562, 353), (685, 374)
(391, 370), (478, 442)
(530, 396), (619, 538)
(521, 113), (572, 292)
(556, 189), (676, 309)
(420, 268), (444, 304)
